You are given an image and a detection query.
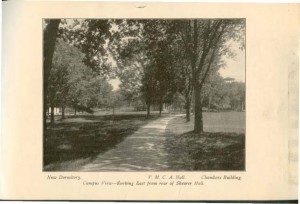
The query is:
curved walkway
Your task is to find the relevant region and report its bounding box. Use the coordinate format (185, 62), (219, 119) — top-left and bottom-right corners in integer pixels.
(77, 114), (183, 171)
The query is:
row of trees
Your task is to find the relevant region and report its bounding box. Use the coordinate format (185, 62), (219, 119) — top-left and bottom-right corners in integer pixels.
(166, 74), (245, 113)
(43, 19), (245, 133)
(109, 19), (245, 132)
(201, 75), (245, 111)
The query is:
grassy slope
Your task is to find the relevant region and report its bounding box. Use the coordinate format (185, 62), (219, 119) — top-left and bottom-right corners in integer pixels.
(165, 114), (245, 171)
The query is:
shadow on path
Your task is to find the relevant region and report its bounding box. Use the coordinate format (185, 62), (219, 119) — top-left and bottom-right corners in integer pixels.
(71, 114), (184, 171)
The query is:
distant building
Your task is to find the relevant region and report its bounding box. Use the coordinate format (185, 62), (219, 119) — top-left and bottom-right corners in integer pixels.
(224, 77), (235, 83)
(48, 107), (61, 115)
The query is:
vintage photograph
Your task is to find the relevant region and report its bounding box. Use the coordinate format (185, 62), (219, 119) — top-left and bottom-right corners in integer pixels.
(43, 19), (246, 171)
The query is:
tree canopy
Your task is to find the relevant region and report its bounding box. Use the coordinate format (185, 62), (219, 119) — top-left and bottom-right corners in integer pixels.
(43, 19), (245, 132)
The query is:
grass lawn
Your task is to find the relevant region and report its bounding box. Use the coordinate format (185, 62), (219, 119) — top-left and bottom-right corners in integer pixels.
(43, 113), (161, 170)
(165, 112), (245, 171)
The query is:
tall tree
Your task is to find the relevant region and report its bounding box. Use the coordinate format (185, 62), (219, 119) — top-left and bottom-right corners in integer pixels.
(110, 20), (158, 118)
(113, 34), (145, 108)
(169, 20), (194, 121)
(47, 53), (69, 122)
(152, 40), (178, 116)
(43, 19), (61, 127)
(48, 38), (114, 120)
(185, 19), (244, 133)
(140, 20), (179, 117)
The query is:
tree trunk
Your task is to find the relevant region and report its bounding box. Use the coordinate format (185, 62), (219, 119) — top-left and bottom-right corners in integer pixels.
(146, 104), (151, 119)
(44, 106), (48, 130)
(112, 107), (115, 121)
(159, 102), (163, 116)
(43, 20), (60, 130)
(184, 85), (193, 122)
(61, 105), (65, 119)
(194, 84), (204, 133)
(74, 106), (77, 115)
(50, 105), (55, 124)
(186, 99), (191, 122)
(191, 89), (195, 115)
(208, 96), (211, 111)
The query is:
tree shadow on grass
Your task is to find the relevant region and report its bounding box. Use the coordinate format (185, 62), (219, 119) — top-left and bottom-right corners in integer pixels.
(164, 115), (245, 171)
(43, 114), (160, 169)
(165, 131), (245, 171)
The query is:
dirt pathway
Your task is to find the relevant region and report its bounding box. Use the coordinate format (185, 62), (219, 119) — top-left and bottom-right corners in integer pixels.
(73, 114), (184, 171)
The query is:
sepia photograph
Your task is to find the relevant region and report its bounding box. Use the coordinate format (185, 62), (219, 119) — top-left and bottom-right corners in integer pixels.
(43, 19), (246, 172)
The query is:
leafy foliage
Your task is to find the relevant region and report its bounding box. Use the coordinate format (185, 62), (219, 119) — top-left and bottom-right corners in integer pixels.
(45, 19), (245, 126)
(47, 39), (114, 116)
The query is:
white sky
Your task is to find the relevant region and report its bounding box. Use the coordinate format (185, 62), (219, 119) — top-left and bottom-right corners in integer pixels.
(110, 78), (121, 91)
(219, 47), (245, 82)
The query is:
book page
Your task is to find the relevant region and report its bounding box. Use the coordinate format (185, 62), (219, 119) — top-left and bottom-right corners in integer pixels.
(1, 2), (298, 201)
